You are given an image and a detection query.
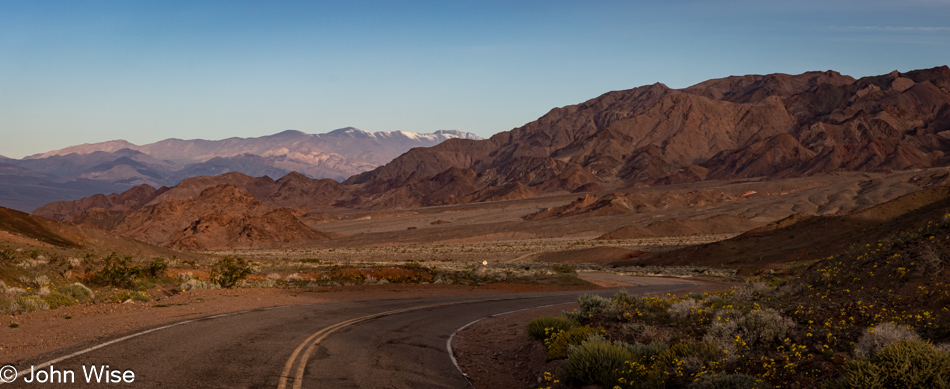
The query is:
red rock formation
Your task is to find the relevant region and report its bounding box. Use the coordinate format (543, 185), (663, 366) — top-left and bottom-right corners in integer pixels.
(111, 184), (329, 250)
(33, 184), (161, 222)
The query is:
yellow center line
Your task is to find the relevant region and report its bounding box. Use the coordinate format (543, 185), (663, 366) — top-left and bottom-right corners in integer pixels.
(277, 301), (481, 389)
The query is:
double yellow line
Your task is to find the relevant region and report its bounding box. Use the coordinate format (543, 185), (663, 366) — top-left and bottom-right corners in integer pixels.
(277, 301), (465, 389)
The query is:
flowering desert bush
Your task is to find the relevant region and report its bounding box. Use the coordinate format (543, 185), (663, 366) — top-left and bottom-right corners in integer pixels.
(526, 213), (950, 387)
(545, 326), (605, 360)
(668, 298), (704, 319)
(831, 339), (950, 388)
(527, 316), (580, 341)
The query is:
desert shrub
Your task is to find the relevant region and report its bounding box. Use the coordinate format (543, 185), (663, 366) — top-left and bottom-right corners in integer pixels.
(527, 316), (580, 341)
(735, 308), (794, 346)
(14, 295), (48, 312)
(670, 341), (723, 362)
(854, 322), (920, 358)
(704, 309), (744, 356)
(568, 340), (708, 389)
(552, 263), (577, 275)
(41, 291), (76, 309)
(370, 267), (433, 283)
(570, 289), (656, 322)
(918, 243), (946, 275)
(210, 256), (253, 288)
(0, 296), (18, 315)
(87, 253), (137, 288)
(32, 275), (51, 287)
(829, 359), (882, 389)
(704, 308), (792, 355)
(871, 340), (950, 385)
(105, 290), (131, 303)
(137, 257), (168, 278)
(833, 339), (950, 388)
(668, 298), (704, 319)
(656, 341), (724, 370)
(325, 267), (366, 283)
(637, 342), (726, 388)
(4, 286), (26, 295)
(613, 289), (639, 306)
(180, 278), (218, 291)
(623, 322), (672, 343)
(688, 373), (770, 389)
(57, 282), (94, 302)
(546, 326), (606, 360)
(576, 293), (613, 317)
(0, 248), (15, 261)
(731, 281), (773, 301)
(104, 289), (150, 303)
(563, 338), (635, 388)
(618, 341), (669, 362)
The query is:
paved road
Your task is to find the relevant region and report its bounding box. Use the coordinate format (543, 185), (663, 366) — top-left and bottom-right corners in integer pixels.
(7, 275), (695, 388)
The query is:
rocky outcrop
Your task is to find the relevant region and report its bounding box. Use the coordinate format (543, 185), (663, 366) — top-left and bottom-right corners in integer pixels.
(34, 184), (161, 222)
(111, 184), (330, 250)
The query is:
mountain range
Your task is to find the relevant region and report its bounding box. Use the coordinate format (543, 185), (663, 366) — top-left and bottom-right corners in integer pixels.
(32, 66), (950, 250)
(0, 128), (481, 212)
(344, 66), (950, 207)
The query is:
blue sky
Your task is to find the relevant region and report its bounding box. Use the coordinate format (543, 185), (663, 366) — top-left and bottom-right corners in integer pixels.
(1, 0), (948, 158)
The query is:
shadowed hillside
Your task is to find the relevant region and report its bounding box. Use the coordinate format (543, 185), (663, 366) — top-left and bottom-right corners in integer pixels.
(622, 184), (950, 271)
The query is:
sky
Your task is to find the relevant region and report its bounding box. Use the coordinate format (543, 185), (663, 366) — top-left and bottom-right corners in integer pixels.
(1, 0), (948, 159)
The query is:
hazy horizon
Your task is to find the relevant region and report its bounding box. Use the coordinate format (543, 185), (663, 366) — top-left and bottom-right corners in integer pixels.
(10, 127), (481, 159)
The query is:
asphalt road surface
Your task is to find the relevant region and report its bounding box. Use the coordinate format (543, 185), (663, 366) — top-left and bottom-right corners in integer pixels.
(7, 275), (695, 388)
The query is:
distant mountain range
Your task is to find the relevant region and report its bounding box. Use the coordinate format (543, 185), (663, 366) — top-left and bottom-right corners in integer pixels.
(33, 65), (950, 250)
(0, 128), (481, 212)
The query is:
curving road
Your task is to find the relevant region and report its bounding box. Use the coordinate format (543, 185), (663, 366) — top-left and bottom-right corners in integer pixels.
(7, 275), (695, 388)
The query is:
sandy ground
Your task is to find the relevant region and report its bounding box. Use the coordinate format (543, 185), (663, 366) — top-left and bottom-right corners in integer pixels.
(294, 169), (939, 248)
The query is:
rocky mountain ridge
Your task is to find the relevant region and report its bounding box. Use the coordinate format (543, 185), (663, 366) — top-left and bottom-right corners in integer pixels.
(344, 66), (950, 207)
